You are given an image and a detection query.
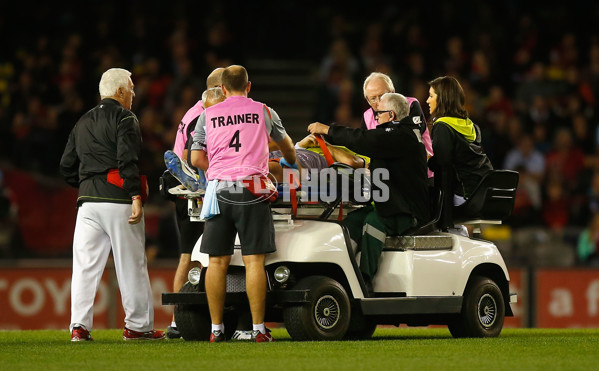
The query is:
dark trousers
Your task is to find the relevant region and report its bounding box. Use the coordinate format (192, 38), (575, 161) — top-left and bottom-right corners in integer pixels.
(343, 204), (416, 279)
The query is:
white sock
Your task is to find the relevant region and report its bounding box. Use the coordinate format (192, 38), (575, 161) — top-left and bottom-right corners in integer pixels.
(212, 323), (224, 332)
(253, 323), (266, 334)
(170, 321), (176, 328)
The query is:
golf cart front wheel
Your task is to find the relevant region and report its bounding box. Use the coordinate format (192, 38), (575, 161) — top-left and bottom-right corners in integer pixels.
(283, 276), (351, 341)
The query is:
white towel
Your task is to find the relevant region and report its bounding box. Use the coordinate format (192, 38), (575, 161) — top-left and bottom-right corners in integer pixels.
(200, 179), (220, 220)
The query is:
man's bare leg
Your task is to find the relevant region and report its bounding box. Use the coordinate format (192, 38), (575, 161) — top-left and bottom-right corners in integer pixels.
(205, 255), (231, 325)
(242, 254), (266, 324)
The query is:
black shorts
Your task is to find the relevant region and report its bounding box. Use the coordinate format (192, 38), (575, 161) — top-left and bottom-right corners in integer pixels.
(175, 197), (204, 255)
(200, 186), (275, 256)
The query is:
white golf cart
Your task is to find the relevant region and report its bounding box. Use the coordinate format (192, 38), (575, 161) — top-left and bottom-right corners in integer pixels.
(162, 165), (519, 341)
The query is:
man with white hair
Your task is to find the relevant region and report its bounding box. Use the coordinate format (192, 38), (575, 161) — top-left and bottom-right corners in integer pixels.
(60, 68), (164, 341)
(362, 72), (434, 179)
(308, 93), (430, 290)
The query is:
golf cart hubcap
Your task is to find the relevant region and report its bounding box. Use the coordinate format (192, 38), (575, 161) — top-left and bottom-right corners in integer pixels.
(478, 293), (497, 328)
(314, 295), (340, 329)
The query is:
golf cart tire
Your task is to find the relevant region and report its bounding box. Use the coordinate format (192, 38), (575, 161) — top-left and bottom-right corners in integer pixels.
(174, 282), (211, 341)
(448, 276), (505, 338)
(283, 276), (351, 341)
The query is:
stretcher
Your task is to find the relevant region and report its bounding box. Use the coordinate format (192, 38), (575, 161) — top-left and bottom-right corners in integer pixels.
(167, 172), (367, 223)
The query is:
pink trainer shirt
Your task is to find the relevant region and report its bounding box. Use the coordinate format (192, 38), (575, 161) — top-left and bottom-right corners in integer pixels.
(204, 96), (270, 181)
(174, 100), (204, 158)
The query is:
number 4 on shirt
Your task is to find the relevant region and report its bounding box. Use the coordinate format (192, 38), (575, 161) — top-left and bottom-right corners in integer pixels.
(229, 130), (241, 152)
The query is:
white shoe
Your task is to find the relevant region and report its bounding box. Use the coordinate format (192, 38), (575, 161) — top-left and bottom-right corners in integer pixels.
(231, 330), (252, 340)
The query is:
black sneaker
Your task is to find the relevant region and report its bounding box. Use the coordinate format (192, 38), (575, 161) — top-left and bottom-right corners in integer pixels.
(210, 330), (226, 343)
(166, 326), (181, 339)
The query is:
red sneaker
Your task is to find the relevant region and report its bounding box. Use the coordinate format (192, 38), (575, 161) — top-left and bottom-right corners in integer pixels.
(71, 326), (93, 342)
(210, 330), (226, 343)
(123, 327), (165, 340)
(252, 329), (275, 342)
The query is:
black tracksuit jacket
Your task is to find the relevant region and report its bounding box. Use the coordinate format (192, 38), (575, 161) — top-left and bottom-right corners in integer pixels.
(59, 98), (142, 206)
(325, 117), (430, 223)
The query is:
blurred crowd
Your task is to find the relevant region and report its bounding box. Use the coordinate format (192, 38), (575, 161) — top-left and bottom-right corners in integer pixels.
(1, 1), (599, 266)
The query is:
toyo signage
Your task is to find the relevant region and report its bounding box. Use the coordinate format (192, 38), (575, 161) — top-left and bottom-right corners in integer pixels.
(0, 268), (174, 330)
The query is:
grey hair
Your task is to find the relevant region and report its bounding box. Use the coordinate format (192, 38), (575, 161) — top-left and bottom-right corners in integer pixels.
(99, 68), (131, 98)
(363, 72), (395, 97)
(380, 93), (409, 121)
(202, 87), (225, 108)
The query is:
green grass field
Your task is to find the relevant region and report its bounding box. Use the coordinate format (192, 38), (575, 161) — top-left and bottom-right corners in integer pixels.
(2, 328), (598, 370)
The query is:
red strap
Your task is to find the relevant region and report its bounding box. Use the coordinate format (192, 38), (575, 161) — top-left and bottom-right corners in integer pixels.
(281, 167), (300, 218)
(312, 135), (343, 220)
(314, 134), (334, 166)
(290, 176), (298, 218)
(279, 152), (302, 218)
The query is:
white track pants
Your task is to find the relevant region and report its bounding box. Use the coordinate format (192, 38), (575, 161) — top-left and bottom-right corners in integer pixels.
(69, 202), (154, 332)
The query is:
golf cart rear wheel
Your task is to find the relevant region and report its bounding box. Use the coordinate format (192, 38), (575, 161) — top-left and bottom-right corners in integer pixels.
(174, 282), (211, 341)
(448, 276), (505, 338)
(283, 276), (351, 341)
(174, 282), (238, 341)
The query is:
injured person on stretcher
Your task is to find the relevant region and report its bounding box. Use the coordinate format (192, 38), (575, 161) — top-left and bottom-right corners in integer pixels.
(163, 139), (373, 225)
(267, 134), (369, 183)
(165, 132), (370, 194)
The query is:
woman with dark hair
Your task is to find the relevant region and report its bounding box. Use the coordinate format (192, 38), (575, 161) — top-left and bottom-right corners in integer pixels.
(426, 76), (493, 229)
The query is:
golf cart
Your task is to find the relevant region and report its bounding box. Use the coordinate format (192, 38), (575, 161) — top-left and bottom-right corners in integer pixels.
(162, 165), (519, 341)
